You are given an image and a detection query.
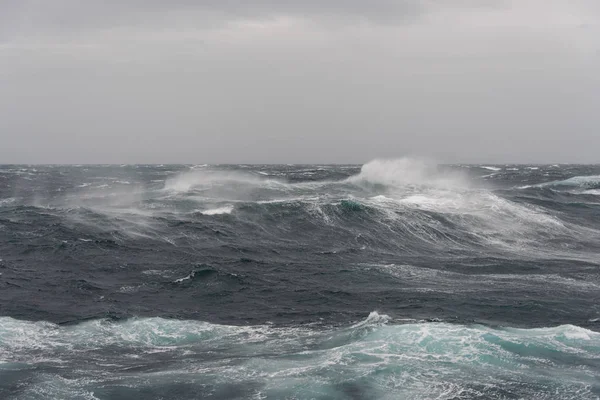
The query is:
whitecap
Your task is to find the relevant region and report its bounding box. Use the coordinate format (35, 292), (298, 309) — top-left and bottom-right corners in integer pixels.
(173, 271), (196, 283)
(0, 197), (16, 206)
(583, 189), (600, 195)
(351, 311), (391, 328)
(164, 169), (261, 192)
(118, 285), (140, 293)
(533, 175), (600, 189)
(199, 205), (234, 215)
(347, 158), (468, 189)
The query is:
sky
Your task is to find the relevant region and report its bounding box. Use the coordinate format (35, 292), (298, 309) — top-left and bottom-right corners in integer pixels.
(0, 0), (599, 164)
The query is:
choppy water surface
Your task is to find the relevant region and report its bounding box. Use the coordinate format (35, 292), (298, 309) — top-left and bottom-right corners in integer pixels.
(1, 160), (599, 399)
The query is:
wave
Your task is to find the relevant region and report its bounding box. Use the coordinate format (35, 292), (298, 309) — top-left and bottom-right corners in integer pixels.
(6, 160), (598, 261)
(524, 175), (600, 190)
(338, 160), (599, 258)
(374, 263), (600, 294)
(346, 158), (468, 189)
(0, 197), (16, 207)
(556, 175), (600, 187)
(164, 169), (264, 193)
(363, 190), (585, 258)
(583, 189), (600, 196)
(172, 266), (242, 285)
(56, 162), (600, 259)
(1, 314), (599, 399)
(198, 205), (234, 215)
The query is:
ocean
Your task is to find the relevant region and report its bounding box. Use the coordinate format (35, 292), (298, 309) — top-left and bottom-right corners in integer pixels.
(1, 159), (599, 399)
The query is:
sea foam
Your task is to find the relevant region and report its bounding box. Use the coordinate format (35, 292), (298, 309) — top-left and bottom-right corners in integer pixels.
(1, 315), (598, 399)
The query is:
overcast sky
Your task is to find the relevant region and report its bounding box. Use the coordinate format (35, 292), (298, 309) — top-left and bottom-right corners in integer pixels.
(1, 0), (599, 164)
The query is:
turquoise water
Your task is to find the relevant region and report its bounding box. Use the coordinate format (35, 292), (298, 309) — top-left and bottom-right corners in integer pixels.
(1, 312), (599, 399)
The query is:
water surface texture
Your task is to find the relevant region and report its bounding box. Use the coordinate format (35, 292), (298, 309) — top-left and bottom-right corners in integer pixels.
(1, 160), (599, 399)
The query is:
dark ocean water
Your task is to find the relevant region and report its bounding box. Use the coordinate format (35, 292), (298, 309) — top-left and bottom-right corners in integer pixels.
(1, 159), (599, 399)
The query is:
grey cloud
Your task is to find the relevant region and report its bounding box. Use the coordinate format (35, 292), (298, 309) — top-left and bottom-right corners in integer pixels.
(0, 0), (423, 41)
(0, 0), (599, 164)
(2, 0), (599, 40)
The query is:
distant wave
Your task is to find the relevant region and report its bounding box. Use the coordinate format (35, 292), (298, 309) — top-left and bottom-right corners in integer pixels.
(164, 169), (262, 193)
(346, 158), (468, 189)
(12, 159), (594, 261)
(521, 175), (600, 190)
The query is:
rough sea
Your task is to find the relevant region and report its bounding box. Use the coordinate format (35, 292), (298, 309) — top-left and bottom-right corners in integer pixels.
(1, 159), (599, 399)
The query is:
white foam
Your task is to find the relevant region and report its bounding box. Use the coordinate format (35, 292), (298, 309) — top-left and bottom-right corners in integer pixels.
(118, 285), (140, 293)
(348, 158), (468, 189)
(563, 328), (592, 340)
(173, 272), (196, 283)
(199, 205), (234, 215)
(351, 311), (391, 328)
(583, 189), (600, 195)
(529, 175), (600, 191)
(365, 178), (581, 257)
(396, 194), (459, 210)
(0, 197), (16, 206)
(553, 175), (600, 186)
(1, 314), (599, 399)
(481, 166), (501, 171)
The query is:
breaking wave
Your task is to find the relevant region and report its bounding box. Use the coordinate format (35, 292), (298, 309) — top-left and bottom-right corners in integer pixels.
(198, 205), (234, 215)
(347, 158), (468, 189)
(545, 175), (600, 188)
(521, 175), (600, 191)
(164, 169), (262, 193)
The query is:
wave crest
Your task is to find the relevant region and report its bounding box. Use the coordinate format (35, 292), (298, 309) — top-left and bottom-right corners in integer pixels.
(348, 158), (468, 189)
(1, 314), (599, 399)
(164, 169), (262, 193)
